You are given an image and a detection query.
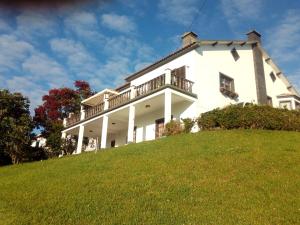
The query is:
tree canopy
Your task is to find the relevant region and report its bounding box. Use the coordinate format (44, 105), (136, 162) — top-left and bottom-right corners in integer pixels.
(0, 90), (33, 164)
(33, 80), (94, 156)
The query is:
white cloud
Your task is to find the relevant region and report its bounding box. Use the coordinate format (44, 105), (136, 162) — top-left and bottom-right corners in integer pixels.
(6, 76), (47, 112)
(101, 13), (136, 33)
(158, 0), (200, 26)
(91, 56), (131, 89)
(22, 52), (71, 88)
(220, 0), (263, 28)
(15, 11), (58, 39)
(64, 11), (105, 42)
(50, 38), (98, 77)
(266, 10), (300, 63)
(0, 35), (34, 72)
(0, 18), (11, 32)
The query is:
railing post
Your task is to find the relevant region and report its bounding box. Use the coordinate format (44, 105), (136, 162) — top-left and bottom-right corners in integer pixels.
(165, 69), (172, 85)
(80, 105), (85, 120)
(130, 85), (136, 99)
(63, 118), (67, 127)
(104, 93), (109, 110)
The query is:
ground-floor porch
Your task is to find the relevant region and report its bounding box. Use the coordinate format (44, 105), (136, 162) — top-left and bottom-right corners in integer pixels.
(62, 88), (197, 153)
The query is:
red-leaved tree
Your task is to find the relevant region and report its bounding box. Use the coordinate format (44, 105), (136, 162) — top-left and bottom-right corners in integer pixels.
(34, 81), (94, 156)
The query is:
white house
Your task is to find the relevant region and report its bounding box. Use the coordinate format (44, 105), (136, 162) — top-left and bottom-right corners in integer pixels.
(31, 134), (47, 148)
(61, 30), (300, 153)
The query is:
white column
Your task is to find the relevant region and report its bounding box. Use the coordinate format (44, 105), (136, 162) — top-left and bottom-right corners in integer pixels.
(104, 93), (109, 110)
(165, 68), (172, 85)
(130, 85), (136, 99)
(101, 115), (108, 149)
(127, 105), (135, 143)
(80, 105), (85, 120)
(61, 131), (67, 139)
(76, 125), (84, 154)
(63, 118), (67, 127)
(292, 99), (296, 110)
(164, 89), (172, 125)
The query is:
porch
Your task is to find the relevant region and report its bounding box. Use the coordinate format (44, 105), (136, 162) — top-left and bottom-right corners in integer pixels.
(62, 86), (197, 153)
(64, 71), (195, 128)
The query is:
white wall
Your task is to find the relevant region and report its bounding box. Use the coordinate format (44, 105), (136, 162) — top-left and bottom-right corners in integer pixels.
(130, 44), (260, 118)
(194, 44), (258, 114)
(263, 59), (291, 107)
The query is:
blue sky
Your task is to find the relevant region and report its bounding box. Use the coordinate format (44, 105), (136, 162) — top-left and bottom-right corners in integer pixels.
(0, 0), (300, 112)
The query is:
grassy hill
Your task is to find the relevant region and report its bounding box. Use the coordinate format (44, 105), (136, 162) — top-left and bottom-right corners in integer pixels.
(0, 130), (300, 225)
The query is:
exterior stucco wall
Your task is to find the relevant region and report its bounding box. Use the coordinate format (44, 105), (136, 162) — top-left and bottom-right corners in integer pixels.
(130, 44), (259, 119)
(194, 44), (258, 114)
(263, 60), (291, 107)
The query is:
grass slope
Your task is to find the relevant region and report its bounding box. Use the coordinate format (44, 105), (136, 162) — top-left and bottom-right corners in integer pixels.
(0, 130), (300, 225)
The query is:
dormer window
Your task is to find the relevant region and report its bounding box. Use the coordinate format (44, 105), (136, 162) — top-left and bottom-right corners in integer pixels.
(231, 48), (240, 61)
(270, 72), (276, 82)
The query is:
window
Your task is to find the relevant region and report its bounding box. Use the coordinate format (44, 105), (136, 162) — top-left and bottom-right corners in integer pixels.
(133, 126), (137, 143)
(219, 73), (238, 98)
(267, 96), (273, 106)
(171, 66), (186, 79)
(270, 72), (276, 82)
(110, 140), (115, 148)
(231, 48), (240, 61)
(220, 73), (235, 92)
(279, 101), (292, 110)
(155, 118), (164, 139)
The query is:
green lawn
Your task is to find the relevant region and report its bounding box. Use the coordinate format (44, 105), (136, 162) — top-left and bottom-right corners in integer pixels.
(0, 130), (300, 225)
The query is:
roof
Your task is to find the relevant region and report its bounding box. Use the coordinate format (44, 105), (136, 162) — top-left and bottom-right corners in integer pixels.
(124, 40), (256, 82)
(109, 35), (299, 99)
(115, 82), (130, 92)
(277, 93), (300, 101)
(81, 88), (118, 106)
(125, 42), (199, 82)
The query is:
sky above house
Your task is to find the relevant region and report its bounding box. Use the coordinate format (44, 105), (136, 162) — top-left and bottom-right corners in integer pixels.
(0, 0), (300, 112)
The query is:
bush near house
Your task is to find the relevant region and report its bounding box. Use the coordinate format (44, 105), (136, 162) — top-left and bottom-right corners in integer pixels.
(164, 118), (195, 136)
(164, 120), (182, 136)
(198, 104), (300, 131)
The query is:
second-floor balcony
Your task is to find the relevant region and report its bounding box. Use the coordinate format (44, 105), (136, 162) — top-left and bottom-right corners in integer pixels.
(65, 73), (194, 127)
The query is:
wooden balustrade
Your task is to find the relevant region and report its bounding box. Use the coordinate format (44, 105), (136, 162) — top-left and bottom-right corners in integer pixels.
(84, 102), (104, 119)
(66, 113), (80, 127)
(108, 90), (131, 109)
(136, 74), (165, 97)
(171, 75), (193, 93)
(65, 73), (194, 127)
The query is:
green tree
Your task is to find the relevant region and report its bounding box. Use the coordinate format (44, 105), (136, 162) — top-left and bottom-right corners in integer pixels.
(0, 90), (34, 164)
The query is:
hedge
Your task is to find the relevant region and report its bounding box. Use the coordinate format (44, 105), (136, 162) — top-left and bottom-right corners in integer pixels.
(198, 104), (300, 131)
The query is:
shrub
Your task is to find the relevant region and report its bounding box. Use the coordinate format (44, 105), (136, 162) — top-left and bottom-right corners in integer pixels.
(181, 118), (195, 133)
(198, 104), (300, 131)
(164, 120), (183, 136)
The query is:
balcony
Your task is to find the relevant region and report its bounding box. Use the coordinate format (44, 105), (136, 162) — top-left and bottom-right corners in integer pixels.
(65, 74), (194, 127)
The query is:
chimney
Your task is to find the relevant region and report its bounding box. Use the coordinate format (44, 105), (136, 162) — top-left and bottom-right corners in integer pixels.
(181, 31), (198, 48)
(246, 30), (261, 43)
(247, 29), (268, 105)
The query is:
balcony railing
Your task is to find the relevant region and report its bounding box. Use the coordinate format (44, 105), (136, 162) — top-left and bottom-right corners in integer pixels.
(85, 102), (104, 119)
(136, 74), (165, 97)
(65, 74), (194, 127)
(171, 75), (193, 93)
(66, 113), (80, 127)
(109, 90), (131, 109)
